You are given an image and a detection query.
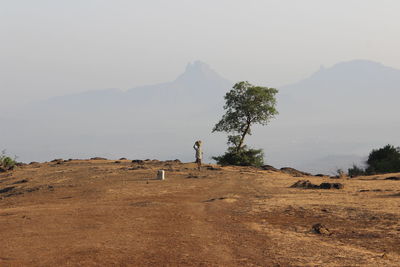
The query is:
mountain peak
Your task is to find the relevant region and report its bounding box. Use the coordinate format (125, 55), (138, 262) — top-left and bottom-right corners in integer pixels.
(174, 60), (231, 87)
(181, 60), (216, 79)
(185, 60), (211, 72)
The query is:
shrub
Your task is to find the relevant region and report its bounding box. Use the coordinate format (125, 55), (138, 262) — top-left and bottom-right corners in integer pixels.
(348, 164), (366, 177)
(212, 146), (264, 167)
(0, 150), (17, 171)
(366, 145), (400, 174)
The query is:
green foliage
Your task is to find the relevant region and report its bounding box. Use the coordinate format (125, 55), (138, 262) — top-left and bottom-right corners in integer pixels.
(213, 81), (278, 152)
(348, 145), (400, 176)
(212, 146), (264, 167)
(0, 150), (17, 171)
(348, 164), (366, 177)
(365, 144), (400, 174)
(212, 81), (278, 167)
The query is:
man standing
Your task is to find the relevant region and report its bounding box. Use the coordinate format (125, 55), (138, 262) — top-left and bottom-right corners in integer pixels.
(193, 140), (203, 170)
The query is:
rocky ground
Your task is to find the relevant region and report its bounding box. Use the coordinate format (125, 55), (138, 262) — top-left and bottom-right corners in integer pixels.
(1, 159), (400, 266)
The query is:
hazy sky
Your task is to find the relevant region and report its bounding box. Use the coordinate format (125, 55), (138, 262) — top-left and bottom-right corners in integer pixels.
(1, 0), (400, 108)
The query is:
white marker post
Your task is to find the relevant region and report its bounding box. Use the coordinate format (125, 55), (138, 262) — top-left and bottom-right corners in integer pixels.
(157, 170), (165, 180)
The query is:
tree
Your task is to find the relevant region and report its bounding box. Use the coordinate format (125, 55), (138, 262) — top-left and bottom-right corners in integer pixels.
(348, 144), (400, 176)
(366, 144), (400, 174)
(212, 81), (278, 166)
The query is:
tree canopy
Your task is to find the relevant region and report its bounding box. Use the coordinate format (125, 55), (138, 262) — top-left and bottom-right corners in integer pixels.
(213, 81), (278, 152)
(348, 144), (400, 176)
(212, 81), (278, 166)
(366, 144), (400, 174)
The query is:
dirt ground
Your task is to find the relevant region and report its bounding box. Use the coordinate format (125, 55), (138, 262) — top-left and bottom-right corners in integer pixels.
(1, 159), (400, 266)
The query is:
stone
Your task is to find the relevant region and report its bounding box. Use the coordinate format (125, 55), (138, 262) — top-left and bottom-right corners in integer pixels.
(290, 180), (344, 190)
(280, 167), (311, 177)
(260, 165), (279, 171)
(312, 223), (331, 235)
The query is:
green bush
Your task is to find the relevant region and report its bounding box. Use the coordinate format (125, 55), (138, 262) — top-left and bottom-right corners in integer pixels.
(348, 164), (366, 177)
(212, 146), (264, 167)
(366, 145), (400, 174)
(0, 150), (17, 171)
(350, 145), (400, 176)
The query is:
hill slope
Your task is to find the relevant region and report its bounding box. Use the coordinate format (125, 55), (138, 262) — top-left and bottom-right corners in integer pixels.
(1, 160), (400, 266)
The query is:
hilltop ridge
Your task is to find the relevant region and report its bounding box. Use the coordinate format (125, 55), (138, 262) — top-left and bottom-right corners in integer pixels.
(1, 159), (400, 265)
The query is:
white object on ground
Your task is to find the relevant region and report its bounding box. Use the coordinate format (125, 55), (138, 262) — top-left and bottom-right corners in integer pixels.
(157, 170), (165, 180)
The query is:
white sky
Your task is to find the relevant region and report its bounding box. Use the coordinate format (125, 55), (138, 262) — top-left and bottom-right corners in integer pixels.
(1, 0), (400, 108)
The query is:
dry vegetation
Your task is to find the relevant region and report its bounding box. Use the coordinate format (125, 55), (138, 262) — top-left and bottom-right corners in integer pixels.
(1, 159), (400, 266)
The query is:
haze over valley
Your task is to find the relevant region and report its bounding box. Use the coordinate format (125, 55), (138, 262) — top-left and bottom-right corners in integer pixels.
(1, 1), (400, 174)
(1, 59), (399, 173)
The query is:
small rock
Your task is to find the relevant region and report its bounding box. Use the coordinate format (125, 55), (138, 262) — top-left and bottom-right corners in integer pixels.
(291, 180), (344, 190)
(12, 179), (28, 184)
(320, 182), (344, 189)
(312, 223), (331, 235)
(290, 180), (319, 189)
(281, 167), (311, 177)
(385, 177), (400, 181)
(260, 165), (279, 171)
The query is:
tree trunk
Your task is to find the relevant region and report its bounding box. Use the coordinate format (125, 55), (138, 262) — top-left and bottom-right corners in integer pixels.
(236, 122), (251, 153)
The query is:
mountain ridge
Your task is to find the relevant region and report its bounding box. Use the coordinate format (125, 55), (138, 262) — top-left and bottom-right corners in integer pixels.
(2, 59), (399, 174)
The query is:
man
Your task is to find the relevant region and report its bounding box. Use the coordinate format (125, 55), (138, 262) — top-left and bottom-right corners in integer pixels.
(193, 140), (203, 170)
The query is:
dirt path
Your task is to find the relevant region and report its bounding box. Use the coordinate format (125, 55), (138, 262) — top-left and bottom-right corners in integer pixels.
(1, 160), (400, 266)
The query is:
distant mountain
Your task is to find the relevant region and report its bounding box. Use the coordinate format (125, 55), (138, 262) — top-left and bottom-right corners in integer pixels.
(1, 59), (399, 174)
(21, 61), (231, 116)
(278, 60), (400, 122)
(263, 59), (400, 173)
(1, 61), (232, 162)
